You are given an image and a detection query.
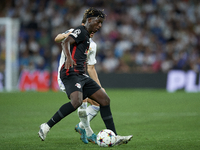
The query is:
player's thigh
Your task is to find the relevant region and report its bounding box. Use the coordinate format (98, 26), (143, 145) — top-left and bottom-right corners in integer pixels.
(70, 91), (83, 109)
(87, 98), (99, 106)
(83, 77), (101, 100)
(89, 88), (110, 106)
(82, 76), (109, 106)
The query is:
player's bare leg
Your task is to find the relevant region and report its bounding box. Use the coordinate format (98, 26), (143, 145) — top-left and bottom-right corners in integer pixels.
(89, 89), (133, 146)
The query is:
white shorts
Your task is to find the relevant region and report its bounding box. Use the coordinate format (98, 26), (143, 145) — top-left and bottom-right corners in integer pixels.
(57, 78), (66, 92)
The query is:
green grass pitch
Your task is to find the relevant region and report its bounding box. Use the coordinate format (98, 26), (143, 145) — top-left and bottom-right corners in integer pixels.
(0, 89), (200, 150)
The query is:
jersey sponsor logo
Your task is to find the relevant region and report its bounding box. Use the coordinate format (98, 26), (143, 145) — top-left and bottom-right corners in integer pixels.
(75, 83), (81, 89)
(71, 29), (81, 38)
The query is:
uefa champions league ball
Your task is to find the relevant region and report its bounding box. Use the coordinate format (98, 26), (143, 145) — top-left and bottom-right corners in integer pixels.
(96, 129), (116, 147)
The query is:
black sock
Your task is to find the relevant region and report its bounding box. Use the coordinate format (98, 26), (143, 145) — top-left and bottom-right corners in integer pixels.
(47, 102), (75, 128)
(100, 105), (117, 135)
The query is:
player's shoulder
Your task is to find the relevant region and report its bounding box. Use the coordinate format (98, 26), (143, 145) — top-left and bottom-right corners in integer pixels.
(74, 25), (88, 34)
(76, 25), (84, 29)
(71, 25), (89, 38)
(73, 25), (84, 31)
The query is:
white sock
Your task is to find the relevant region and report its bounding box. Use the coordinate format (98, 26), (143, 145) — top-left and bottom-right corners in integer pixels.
(87, 105), (100, 122)
(78, 102), (87, 129)
(78, 105), (93, 137)
(79, 102), (87, 109)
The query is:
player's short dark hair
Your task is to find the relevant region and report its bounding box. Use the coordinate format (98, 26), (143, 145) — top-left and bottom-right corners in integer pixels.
(82, 7), (106, 24)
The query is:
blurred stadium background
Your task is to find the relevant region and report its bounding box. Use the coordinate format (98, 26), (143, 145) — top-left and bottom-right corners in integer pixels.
(1, 1), (200, 149)
(0, 0), (200, 92)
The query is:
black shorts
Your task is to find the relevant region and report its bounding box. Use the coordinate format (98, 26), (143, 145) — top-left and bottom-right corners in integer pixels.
(61, 74), (101, 100)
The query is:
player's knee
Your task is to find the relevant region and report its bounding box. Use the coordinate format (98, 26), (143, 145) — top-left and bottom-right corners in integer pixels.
(75, 100), (83, 109)
(102, 96), (110, 106)
(106, 96), (110, 105)
(71, 98), (82, 109)
(70, 91), (83, 109)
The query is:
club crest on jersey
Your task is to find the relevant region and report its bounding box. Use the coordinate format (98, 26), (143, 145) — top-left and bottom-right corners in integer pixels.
(71, 29), (81, 38)
(75, 83), (81, 89)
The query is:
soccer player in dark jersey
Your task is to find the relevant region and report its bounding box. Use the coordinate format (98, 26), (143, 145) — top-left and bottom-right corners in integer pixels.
(38, 7), (132, 146)
(55, 9), (105, 144)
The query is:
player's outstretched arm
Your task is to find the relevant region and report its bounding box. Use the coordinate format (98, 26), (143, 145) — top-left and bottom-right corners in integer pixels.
(87, 65), (101, 86)
(87, 65), (105, 92)
(54, 32), (72, 43)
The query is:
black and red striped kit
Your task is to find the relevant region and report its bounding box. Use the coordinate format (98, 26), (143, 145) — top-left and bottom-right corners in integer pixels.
(60, 25), (101, 99)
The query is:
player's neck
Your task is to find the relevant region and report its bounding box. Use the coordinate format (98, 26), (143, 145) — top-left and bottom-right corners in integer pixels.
(84, 24), (92, 34)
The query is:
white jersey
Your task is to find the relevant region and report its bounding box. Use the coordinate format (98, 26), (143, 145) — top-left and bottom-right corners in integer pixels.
(87, 38), (97, 65)
(57, 29), (97, 92)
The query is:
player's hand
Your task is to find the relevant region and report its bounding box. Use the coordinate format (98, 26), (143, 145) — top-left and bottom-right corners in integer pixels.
(65, 58), (77, 69)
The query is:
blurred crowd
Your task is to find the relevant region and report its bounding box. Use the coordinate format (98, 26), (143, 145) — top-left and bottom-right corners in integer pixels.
(0, 0), (200, 74)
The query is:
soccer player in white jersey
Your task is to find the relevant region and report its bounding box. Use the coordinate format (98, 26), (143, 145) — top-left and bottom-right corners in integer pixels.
(55, 18), (103, 144)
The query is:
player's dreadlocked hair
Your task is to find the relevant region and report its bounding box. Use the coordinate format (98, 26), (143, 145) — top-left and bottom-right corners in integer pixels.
(81, 7), (106, 24)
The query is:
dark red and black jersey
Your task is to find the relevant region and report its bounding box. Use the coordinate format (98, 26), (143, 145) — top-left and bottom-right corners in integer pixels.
(63, 25), (90, 76)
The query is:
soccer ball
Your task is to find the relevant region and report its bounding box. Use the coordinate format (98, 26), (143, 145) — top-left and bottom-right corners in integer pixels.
(96, 129), (116, 147)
